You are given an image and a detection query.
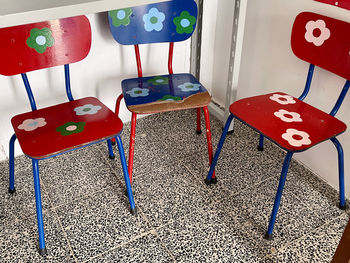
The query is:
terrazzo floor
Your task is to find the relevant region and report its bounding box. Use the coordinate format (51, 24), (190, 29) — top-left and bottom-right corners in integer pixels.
(0, 109), (349, 262)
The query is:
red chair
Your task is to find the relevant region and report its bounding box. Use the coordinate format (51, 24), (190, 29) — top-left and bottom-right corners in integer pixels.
(108, 0), (215, 183)
(206, 12), (348, 239)
(0, 16), (135, 255)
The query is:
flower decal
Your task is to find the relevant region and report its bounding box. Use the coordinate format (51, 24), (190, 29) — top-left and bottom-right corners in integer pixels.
(126, 87), (150, 98)
(274, 109), (302, 123)
(147, 76), (169, 85)
(178, 82), (201, 92)
(56, 122), (85, 136)
(269, 94), (296, 105)
(282, 128), (311, 147)
(74, 104), (102, 116)
(305, 20), (330, 47)
(26, 28), (54, 54)
(143, 8), (165, 32)
(157, 95), (182, 101)
(109, 8), (133, 27)
(173, 11), (196, 34)
(18, 118), (46, 131)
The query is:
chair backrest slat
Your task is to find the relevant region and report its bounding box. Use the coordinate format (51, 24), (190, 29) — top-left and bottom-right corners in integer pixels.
(108, 0), (198, 45)
(0, 16), (91, 76)
(291, 12), (350, 80)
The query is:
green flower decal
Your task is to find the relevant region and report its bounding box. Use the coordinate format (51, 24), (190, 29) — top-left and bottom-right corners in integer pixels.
(173, 11), (196, 34)
(157, 95), (182, 101)
(56, 122), (85, 136)
(109, 8), (133, 27)
(147, 76), (169, 85)
(26, 28), (54, 54)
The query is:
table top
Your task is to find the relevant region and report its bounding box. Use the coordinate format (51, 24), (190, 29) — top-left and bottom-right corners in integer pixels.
(0, 0), (166, 28)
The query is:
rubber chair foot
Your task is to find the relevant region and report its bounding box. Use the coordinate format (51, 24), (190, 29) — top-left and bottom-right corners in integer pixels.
(264, 233), (273, 240)
(8, 187), (16, 194)
(130, 208), (137, 216)
(196, 130), (202, 135)
(204, 178), (218, 185)
(109, 155), (115, 160)
(39, 247), (47, 256)
(257, 146), (264, 151)
(339, 203), (347, 210)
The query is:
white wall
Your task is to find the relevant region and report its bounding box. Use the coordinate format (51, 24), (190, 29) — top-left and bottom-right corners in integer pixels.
(203, 0), (350, 198)
(0, 12), (191, 159)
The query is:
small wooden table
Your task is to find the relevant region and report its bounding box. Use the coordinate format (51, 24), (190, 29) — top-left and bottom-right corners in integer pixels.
(331, 218), (350, 263)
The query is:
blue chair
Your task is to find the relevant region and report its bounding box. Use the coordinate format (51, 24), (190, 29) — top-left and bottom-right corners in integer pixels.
(108, 0), (215, 183)
(206, 12), (348, 239)
(0, 16), (135, 255)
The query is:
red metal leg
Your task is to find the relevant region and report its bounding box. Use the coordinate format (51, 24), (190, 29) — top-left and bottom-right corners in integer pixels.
(196, 108), (201, 134)
(111, 94), (124, 145)
(128, 113), (137, 183)
(115, 94), (124, 117)
(203, 106), (216, 179)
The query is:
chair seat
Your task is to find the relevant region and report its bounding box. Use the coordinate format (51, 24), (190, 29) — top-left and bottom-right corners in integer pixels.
(121, 73), (211, 114)
(230, 92), (347, 152)
(11, 97), (123, 159)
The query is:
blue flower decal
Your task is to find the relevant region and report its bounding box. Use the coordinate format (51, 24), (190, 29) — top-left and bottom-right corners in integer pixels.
(178, 82), (201, 92)
(143, 8), (165, 32)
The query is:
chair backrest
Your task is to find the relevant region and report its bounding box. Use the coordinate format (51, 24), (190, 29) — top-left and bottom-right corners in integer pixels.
(0, 16), (91, 76)
(291, 12), (350, 80)
(108, 0), (198, 45)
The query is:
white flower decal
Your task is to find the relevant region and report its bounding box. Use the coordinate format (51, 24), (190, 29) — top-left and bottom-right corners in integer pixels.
(282, 128), (311, 147)
(305, 20), (330, 47)
(143, 8), (165, 32)
(178, 82), (201, 92)
(126, 87), (150, 98)
(269, 94), (296, 105)
(18, 118), (46, 131)
(274, 109), (302, 123)
(74, 104), (102, 115)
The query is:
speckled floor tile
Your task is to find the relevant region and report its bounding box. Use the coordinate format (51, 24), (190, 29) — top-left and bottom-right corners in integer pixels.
(89, 232), (174, 263)
(0, 210), (75, 262)
(269, 213), (349, 262)
(55, 188), (150, 262)
(156, 204), (267, 263)
(132, 163), (223, 228)
(0, 167), (51, 222)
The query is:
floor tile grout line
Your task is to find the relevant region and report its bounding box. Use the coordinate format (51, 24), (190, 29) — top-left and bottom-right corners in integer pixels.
(51, 207), (79, 263)
(152, 228), (178, 263)
(80, 230), (159, 263)
(269, 213), (350, 256)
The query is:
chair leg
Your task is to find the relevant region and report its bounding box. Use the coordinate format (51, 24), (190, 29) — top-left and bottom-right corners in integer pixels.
(205, 114), (234, 185)
(115, 135), (136, 215)
(331, 137), (346, 210)
(258, 134), (264, 151)
(128, 113), (137, 183)
(107, 139), (115, 159)
(203, 106), (216, 182)
(196, 108), (202, 134)
(32, 159), (47, 255)
(9, 134), (16, 193)
(111, 94), (124, 146)
(265, 152), (293, 240)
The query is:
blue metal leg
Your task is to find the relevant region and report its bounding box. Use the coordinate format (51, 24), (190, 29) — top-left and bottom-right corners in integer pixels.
(115, 135), (136, 215)
(107, 139), (115, 159)
(205, 114), (234, 185)
(32, 159), (47, 255)
(331, 137), (346, 210)
(258, 134), (264, 151)
(9, 134), (16, 193)
(265, 152), (293, 240)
